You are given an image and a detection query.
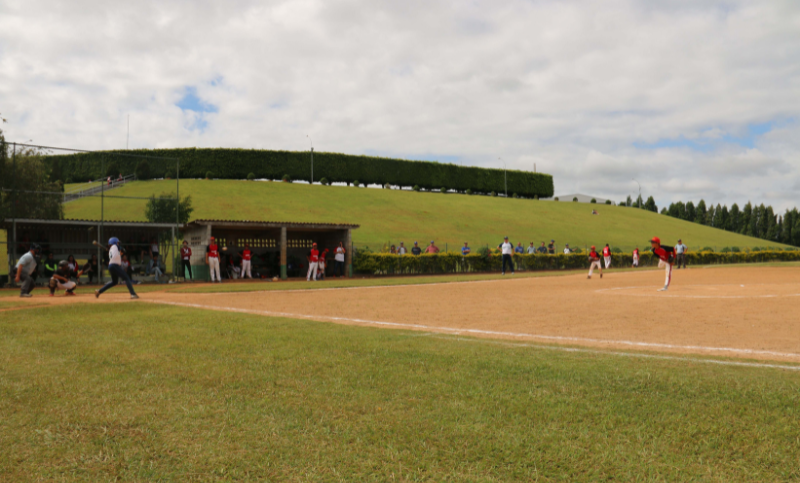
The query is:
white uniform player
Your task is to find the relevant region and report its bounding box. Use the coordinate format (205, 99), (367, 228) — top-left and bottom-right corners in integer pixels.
(206, 237), (222, 283)
(307, 243), (320, 281)
(241, 244), (253, 279)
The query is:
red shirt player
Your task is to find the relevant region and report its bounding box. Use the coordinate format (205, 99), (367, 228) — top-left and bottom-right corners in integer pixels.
(306, 243), (320, 281)
(240, 243), (253, 279)
(588, 245), (603, 279)
(206, 236), (222, 283)
(632, 247), (640, 268)
(650, 237), (675, 291)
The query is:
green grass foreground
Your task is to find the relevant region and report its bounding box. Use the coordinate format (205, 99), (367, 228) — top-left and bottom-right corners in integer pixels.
(2, 304), (800, 481)
(63, 179), (787, 251)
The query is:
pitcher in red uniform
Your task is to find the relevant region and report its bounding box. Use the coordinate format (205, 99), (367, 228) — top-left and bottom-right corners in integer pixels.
(650, 237), (675, 291)
(241, 243), (253, 279)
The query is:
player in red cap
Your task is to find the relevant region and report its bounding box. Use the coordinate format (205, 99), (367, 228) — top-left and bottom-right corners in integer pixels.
(587, 245), (603, 279)
(206, 236), (222, 283)
(307, 242), (319, 281)
(650, 236), (675, 291)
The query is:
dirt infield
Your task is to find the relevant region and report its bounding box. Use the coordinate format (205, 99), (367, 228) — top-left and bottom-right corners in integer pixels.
(8, 265), (800, 362)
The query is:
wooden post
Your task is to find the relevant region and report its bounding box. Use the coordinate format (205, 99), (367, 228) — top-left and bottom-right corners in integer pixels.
(346, 228), (353, 278)
(280, 226), (287, 280)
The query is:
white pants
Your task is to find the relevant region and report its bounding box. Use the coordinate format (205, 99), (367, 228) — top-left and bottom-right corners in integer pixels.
(604, 256), (611, 268)
(317, 263), (325, 279)
(588, 261), (602, 276)
(241, 260), (252, 278)
(632, 256), (639, 267)
(56, 280), (76, 291)
(658, 259), (673, 287)
(209, 257), (221, 282)
(306, 261), (318, 281)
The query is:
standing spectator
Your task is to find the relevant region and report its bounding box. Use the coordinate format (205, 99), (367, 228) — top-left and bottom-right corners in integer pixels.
(587, 245), (603, 279)
(206, 236), (222, 283)
(66, 255), (79, 279)
(390, 245), (397, 254)
(603, 244), (612, 268)
(548, 240), (555, 254)
(527, 242), (536, 254)
(14, 244), (40, 297)
(82, 254), (100, 284)
(675, 239), (688, 269)
(334, 242), (346, 277)
(306, 242), (320, 281)
(632, 247), (640, 268)
(461, 242), (471, 255)
(180, 240), (193, 280)
(411, 241), (422, 256)
(425, 241), (439, 254)
(44, 253), (57, 278)
(537, 242), (547, 254)
(515, 242), (524, 254)
(241, 243), (253, 279)
(564, 244), (571, 254)
(499, 236), (514, 275)
(397, 242), (407, 255)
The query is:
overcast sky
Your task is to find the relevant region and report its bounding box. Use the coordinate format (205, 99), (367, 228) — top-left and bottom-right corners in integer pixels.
(1, 0), (798, 210)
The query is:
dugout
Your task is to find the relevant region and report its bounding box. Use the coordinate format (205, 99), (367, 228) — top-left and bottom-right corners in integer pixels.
(2, 218), (180, 283)
(181, 219), (359, 280)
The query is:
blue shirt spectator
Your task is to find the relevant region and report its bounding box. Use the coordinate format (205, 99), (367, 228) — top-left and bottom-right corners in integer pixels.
(515, 242), (524, 254)
(461, 243), (471, 255)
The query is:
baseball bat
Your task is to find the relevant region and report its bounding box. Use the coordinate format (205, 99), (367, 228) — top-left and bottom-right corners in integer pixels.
(92, 240), (109, 251)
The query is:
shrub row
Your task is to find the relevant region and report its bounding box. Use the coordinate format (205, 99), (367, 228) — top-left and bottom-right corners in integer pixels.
(45, 148), (554, 198)
(353, 250), (800, 275)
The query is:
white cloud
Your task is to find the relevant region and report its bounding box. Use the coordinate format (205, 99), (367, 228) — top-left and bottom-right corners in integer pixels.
(1, 0), (799, 210)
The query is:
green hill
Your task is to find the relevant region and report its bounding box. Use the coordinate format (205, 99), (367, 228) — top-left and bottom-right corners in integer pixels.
(58, 180), (788, 253)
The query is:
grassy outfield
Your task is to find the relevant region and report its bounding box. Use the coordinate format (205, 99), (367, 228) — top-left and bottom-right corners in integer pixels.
(1, 303), (799, 481)
(63, 180), (786, 251)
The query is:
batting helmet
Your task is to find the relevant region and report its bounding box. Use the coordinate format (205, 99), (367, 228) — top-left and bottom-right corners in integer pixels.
(108, 237), (120, 246)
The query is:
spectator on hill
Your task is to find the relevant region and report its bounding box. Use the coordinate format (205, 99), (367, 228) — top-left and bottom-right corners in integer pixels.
(527, 242), (536, 254)
(462, 242), (471, 255)
(334, 242), (346, 277)
(411, 241), (422, 256)
(82, 254), (100, 284)
(426, 241), (439, 254)
(397, 242), (407, 255)
(499, 236), (514, 275)
(548, 240), (555, 254)
(537, 242), (547, 254)
(515, 242), (524, 254)
(675, 239), (688, 269)
(44, 253), (57, 279)
(564, 244), (571, 254)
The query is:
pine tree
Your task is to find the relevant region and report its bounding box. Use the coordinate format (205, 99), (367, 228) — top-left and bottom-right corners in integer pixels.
(729, 203), (740, 232)
(685, 201), (696, 222)
(626, 195), (632, 207)
(695, 199), (707, 224)
(719, 205), (729, 231)
(644, 196), (657, 212)
(741, 202), (752, 235)
(764, 205), (776, 241)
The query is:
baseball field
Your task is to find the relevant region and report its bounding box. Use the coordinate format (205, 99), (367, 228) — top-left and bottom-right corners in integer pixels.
(2, 263), (800, 480)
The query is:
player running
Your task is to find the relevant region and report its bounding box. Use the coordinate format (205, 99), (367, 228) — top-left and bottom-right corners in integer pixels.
(632, 247), (639, 268)
(50, 260), (80, 296)
(650, 237), (675, 292)
(587, 245), (603, 279)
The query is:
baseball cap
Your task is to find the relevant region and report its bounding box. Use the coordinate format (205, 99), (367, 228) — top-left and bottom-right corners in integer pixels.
(678, 239), (682, 242)
(414, 241), (418, 244)
(591, 245), (595, 249)
(551, 239), (554, 242)
(210, 236), (215, 240)
(650, 237), (661, 244)
(504, 236), (509, 239)
(312, 242), (317, 246)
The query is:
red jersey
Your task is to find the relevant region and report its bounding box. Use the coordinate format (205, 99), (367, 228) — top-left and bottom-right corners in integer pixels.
(589, 250), (600, 261)
(242, 249), (251, 261)
(309, 248), (319, 262)
(207, 244), (219, 259)
(602, 246), (611, 257)
(181, 246), (192, 260)
(633, 249), (639, 257)
(652, 245), (675, 262)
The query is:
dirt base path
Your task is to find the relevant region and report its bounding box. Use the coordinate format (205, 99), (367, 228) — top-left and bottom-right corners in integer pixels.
(9, 266), (800, 362)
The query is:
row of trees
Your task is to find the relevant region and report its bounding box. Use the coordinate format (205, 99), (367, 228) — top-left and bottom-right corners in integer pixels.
(661, 200), (800, 247)
(0, 139), (65, 221)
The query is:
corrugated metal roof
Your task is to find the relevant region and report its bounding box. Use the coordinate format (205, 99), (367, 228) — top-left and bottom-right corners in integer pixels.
(187, 219), (360, 229)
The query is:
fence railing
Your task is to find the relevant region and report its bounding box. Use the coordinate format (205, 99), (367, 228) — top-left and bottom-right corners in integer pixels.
(63, 174), (137, 203)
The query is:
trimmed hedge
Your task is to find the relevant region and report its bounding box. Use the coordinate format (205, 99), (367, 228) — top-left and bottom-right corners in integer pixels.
(353, 250), (800, 275)
(43, 148), (554, 198)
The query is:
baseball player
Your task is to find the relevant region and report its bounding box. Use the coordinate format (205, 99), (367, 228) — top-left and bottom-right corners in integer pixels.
(650, 236), (675, 291)
(14, 243), (41, 297)
(499, 236), (514, 275)
(602, 243), (612, 268)
(95, 237), (139, 299)
(241, 243), (253, 279)
(632, 247), (640, 268)
(307, 242), (320, 281)
(206, 236), (222, 283)
(50, 260), (79, 296)
(587, 245), (603, 279)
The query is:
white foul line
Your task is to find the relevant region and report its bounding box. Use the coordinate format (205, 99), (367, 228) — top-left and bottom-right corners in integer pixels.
(145, 299), (800, 363)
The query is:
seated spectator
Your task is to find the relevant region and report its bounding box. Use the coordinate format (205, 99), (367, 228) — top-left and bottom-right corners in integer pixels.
(527, 242), (536, 254)
(43, 253), (57, 278)
(397, 242), (407, 255)
(591, 209), (598, 215)
(82, 254), (100, 284)
(548, 240), (555, 254)
(537, 242), (547, 254)
(66, 255), (79, 279)
(515, 242), (524, 254)
(411, 241), (422, 256)
(390, 245), (397, 254)
(564, 244), (571, 254)
(425, 241), (439, 254)
(462, 242), (471, 255)
(121, 254), (134, 279)
(147, 254), (165, 282)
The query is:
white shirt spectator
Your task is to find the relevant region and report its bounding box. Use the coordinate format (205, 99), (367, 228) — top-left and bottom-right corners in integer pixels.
(501, 242), (513, 255)
(527, 245), (536, 254)
(397, 246), (407, 255)
(335, 247), (345, 262)
(564, 247), (571, 254)
(675, 243), (687, 254)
